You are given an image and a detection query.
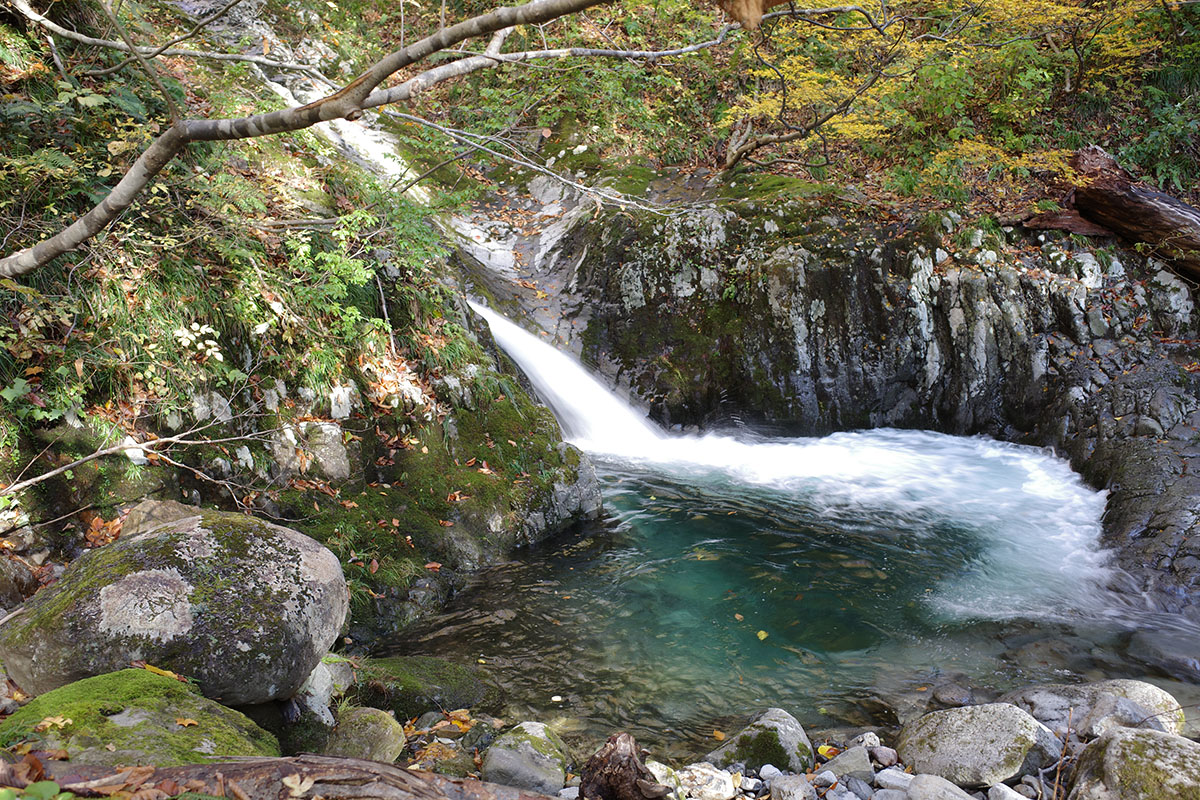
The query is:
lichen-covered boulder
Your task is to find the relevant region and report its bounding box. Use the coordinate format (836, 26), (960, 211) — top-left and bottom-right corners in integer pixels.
(0, 502), (347, 704)
(482, 721), (568, 793)
(1068, 728), (1200, 799)
(353, 655), (500, 720)
(999, 679), (1185, 738)
(0, 669), (279, 766)
(322, 706), (407, 763)
(704, 707), (814, 773)
(896, 703), (1062, 788)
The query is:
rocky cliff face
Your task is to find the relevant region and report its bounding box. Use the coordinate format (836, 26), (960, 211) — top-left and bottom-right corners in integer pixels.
(455, 173), (1200, 622)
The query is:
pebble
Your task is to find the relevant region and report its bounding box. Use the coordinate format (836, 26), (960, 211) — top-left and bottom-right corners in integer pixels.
(874, 791), (908, 800)
(869, 746), (899, 767)
(759, 765), (783, 782)
(908, 774), (974, 799)
(812, 771), (837, 788)
(988, 785), (1025, 800)
(842, 776), (873, 800)
(823, 746), (873, 784)
(850, 732), (881, 749)
(768, 775), (815, 800)
(875, 768), (914, 791)
(740, 777), (763, 793)
(559, 789), (579, 799)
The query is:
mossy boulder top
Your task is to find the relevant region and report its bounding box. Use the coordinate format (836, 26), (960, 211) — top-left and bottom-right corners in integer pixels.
(0, 669), (279, 767)
(1068, 727), (1200, 799)
(705, 707), (814, 773)
(0, 501), (348, 705)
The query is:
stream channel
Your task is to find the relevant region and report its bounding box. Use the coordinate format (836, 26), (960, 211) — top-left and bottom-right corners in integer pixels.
(389, 303), (1194, 760)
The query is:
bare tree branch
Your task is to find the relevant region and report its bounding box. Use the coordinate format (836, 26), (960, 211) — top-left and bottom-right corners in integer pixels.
(0, 0), (613, 277)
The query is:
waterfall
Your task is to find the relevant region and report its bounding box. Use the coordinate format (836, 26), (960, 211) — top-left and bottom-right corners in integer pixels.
(471, 300), (1115, 621)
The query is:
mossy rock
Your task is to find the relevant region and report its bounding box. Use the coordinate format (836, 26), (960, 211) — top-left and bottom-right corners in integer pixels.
(1069, 727), (1200, 799)
(705, 707), (813, 773)
(0, 669), (278, 766)
(481, 721), (568, 794)
(322, 706), (407, 763)
(0, 501), (348, 705)
(353, 656), (501, 721)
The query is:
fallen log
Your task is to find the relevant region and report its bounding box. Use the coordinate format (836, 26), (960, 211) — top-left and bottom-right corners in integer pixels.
(1025, 146), (1200, 282)
(11, 753), (557, 800)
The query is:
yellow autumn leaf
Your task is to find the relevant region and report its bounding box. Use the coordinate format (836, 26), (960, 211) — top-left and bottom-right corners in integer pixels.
(756, 630), (769, 641)
(143, 664), (181, 681)
(713, 730), (726, 741)
(34, 716), (72, 732)
(817, 745), (840, 759)
(176, 718), (199, 727)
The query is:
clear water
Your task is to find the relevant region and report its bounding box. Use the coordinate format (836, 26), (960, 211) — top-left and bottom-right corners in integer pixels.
(388, 305), (1159, 758)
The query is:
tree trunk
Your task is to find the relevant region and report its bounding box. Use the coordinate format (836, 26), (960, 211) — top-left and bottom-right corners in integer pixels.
(1026, 146), (1200, 282)
(22, 754), (557, 800)
(579, 734), (671, 800)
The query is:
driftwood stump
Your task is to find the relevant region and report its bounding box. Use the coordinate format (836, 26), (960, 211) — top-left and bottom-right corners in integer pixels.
(579, 734), (672, 800)
(1025, 146), (1200, 281)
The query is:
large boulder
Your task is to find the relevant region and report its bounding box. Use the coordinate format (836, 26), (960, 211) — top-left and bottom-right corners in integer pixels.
(999, 679), (1185, 738)
(0, 669), (279, 766)
(481, 721), (568, 794)
(1068, 727), (1200, 799)
(896, 703), (1062, 788)
(704, 707), (814, 773)
(0, 501), (347, 704)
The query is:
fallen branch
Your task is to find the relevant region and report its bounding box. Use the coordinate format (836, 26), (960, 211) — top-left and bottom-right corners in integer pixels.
(34, 754), (559, 800)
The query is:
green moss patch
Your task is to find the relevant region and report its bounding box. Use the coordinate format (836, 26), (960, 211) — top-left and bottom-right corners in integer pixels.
(0, 669), (279, 766)
(352, 655), (501, 721)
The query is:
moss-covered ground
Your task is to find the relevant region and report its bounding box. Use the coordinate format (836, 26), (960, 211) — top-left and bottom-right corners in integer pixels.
(0, 669), (279, 766)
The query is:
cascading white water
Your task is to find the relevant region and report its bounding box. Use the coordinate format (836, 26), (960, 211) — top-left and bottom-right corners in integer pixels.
(470, 301), (1113, 620)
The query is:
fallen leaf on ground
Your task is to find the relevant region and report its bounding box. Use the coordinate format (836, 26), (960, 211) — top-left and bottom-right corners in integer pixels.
(175, 718), (198, 727)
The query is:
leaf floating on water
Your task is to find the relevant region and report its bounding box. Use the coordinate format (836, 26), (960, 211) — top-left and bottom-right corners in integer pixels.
(756, 630), (769, 641)
(712, 730), (726, 741)
(734, 613), (744, 622)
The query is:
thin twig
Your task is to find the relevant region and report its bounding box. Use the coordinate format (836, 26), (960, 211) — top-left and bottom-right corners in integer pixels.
(99, 0), (182, 122)
(87, 0), (251, 77)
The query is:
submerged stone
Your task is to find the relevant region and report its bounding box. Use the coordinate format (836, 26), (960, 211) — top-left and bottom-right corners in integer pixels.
(0, 500), (347, 705)
(0, 669), (278, 766)
(352, 655), (501, 720)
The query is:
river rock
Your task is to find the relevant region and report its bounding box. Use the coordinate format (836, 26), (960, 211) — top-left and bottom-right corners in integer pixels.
(678, 762), (737, 800)
(0, 502), (347, 704)
(0, 556), (36, 609)
(646, 760), (686, 800)
(896, 703), (1062, 788)
(989, 784), (1026, 800)
(1067, 727), (1200, 799)
(705, 707), (814, 772)
(322, 706), (407, 763)
(482, 721), (568, 794)
(998, 679), (1185, 737)
(766, 774), (815, 800)
(822, 746), (874, 783)
(875, 768), (914, 791)
(0, 669), (278, 766)
(908, 774), (975, 800)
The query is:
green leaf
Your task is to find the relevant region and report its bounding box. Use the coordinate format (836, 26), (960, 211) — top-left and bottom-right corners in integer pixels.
(0, 378), (30, 402)
(76, 92), (108, 108)
(24, 781), (63, 800)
